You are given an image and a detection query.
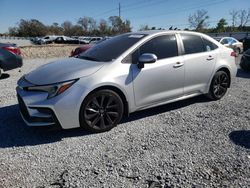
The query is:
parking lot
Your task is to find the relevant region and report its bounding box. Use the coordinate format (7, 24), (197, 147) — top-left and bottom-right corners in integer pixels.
(0, 57), (250, 187)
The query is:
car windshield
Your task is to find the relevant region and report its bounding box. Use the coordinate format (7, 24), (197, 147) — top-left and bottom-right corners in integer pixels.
(78, 33), (147, 62)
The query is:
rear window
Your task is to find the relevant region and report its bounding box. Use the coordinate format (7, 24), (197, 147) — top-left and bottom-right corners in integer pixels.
(181, 34), (204, 54)
(181, 34), (217, 54)
(202, 38), (218, 51)
(79, 33), (147, 62)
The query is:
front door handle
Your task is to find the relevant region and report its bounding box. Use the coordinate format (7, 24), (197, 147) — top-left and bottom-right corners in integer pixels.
(173, 62), (184, 68)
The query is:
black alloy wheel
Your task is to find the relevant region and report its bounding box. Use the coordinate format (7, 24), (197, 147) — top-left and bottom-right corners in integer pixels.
(80, 89), (124, 133)
(207, 71), (230, 100)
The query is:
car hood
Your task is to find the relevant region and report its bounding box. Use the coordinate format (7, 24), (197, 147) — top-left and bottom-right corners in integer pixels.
(25, 58), (105, 85)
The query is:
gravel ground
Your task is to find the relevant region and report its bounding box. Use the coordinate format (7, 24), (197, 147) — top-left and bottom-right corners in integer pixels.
(0, 57), (250, 188)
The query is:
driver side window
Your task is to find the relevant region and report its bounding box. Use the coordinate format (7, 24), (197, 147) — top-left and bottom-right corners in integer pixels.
(132, 35), (178, 63)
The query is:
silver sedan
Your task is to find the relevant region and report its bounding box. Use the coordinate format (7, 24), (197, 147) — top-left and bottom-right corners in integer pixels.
(16, 31), (237, 132)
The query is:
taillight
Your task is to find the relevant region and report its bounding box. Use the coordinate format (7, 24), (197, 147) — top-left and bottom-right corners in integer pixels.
(3, 46), (21, 56)
(231, 51), (236, 57)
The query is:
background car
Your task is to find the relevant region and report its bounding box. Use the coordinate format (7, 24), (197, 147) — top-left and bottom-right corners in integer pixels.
(37, 35), (59, 45)
(17, 31), (236, 133)
(0, 43), (22, 77)
(79, 37), (103, 44)
(54, 36), (85, 44)
(70, 37), (111, 57)
(240, 49), (250, 71)
(70, 44), (92, 57)
(214, 37), (243, 56)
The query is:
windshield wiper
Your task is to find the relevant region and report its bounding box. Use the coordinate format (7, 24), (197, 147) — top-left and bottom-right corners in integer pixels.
(79, 55), (100, 62)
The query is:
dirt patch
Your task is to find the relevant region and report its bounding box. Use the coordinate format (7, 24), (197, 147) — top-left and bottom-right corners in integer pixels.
(20, 44), (80, 59)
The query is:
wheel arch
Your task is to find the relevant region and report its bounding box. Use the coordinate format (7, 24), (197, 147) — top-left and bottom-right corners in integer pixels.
(215, 67), (231, 87)
(82, 85), (129, 117)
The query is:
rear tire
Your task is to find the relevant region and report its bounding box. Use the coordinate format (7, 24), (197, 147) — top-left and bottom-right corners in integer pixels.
(206, 71), (230, 100)
(0, 69), (2, 79)
(79, 89), (124, 133)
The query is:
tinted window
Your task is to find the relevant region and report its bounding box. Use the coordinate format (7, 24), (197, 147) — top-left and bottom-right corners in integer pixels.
(202, 38), (218, 51)
(132, 35), (178, 62)
(79, 33), (146, 62)
(181, 34), (204, 54)
(231, 39), (237, 44)
(221, 38), (229, 44)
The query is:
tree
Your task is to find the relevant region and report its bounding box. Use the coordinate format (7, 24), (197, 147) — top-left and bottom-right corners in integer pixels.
(108, 16), (131, 34)
(98, 19), (110, 35)
(238, 9), (250, 28)
(109, 16), (123, 34)
(216, 18), (228, 32)
(188, 9), (209, 31)
(47, 22), (63, 35)
(78, 16), (97, 33)
(8, 27), (18, 36)
(139, 25), (150, 31)
(229, 10), (238, 31)
(16, 19), (47, 37)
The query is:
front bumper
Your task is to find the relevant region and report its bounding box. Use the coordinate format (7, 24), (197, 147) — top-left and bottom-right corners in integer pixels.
(16, 77), (89, 129)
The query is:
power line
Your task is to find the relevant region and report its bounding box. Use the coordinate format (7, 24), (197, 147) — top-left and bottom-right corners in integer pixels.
(93, 0), (166, 18)
(151, 18), (234, 31)
(127, 0), (227, 21)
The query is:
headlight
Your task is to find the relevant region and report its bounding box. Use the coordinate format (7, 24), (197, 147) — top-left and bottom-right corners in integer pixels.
(27, 79), (78, 99)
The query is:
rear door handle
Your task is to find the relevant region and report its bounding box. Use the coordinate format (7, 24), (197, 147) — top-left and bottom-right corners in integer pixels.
(173, 62), (184, 68)
(206, 55), (214, 61)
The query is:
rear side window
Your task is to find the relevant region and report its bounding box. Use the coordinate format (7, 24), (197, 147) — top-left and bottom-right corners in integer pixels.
(181, 34), (204, 54)
(202, 38), (218, 51)
(221, 38), (229, 44)
(133, 35), (178, 62)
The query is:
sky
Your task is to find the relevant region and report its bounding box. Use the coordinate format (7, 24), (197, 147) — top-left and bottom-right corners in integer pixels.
(0, 0), (249, 33)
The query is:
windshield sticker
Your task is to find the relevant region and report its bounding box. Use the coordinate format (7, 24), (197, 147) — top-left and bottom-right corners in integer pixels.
(128, 34), (144, 38)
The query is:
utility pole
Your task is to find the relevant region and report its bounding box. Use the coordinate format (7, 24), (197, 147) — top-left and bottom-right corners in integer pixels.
(119, 3), (121, 18)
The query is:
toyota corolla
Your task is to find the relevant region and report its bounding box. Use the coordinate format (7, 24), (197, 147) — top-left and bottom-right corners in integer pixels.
(16, 31), (237, 132)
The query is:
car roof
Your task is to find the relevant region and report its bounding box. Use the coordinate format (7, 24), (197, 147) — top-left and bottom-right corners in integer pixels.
(129, 30), (213, 38)
(0, 43), (16, 47)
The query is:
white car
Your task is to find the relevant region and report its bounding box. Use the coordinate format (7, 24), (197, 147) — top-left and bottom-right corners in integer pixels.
(38, 35), (60, 44)
(17, 31), (237, 132)
(79, 37), (102, 44)
(214, 37), (243, 56)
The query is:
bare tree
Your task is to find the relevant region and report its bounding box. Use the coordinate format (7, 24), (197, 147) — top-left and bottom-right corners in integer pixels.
(238, 9), (250, 28)
(98, 19), (109, 34)
(188, 9), (209, 31)
(229, 10), (238, 29)
(139, 24), (150, 31)
(78, 16), (97, 33)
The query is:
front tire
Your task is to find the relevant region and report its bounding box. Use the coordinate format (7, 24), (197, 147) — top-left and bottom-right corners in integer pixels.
(79, 89), (124, 133)
(206, 71), (230, 100)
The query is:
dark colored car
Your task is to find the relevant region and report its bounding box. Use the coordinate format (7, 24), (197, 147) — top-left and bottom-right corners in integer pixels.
(0, 43), (22, 77)
(241, 36), (250, 51)
(240, 49), (250, 71)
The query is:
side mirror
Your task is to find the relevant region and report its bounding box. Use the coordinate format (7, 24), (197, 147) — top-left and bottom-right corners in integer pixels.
(138, 53), (157, 69)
